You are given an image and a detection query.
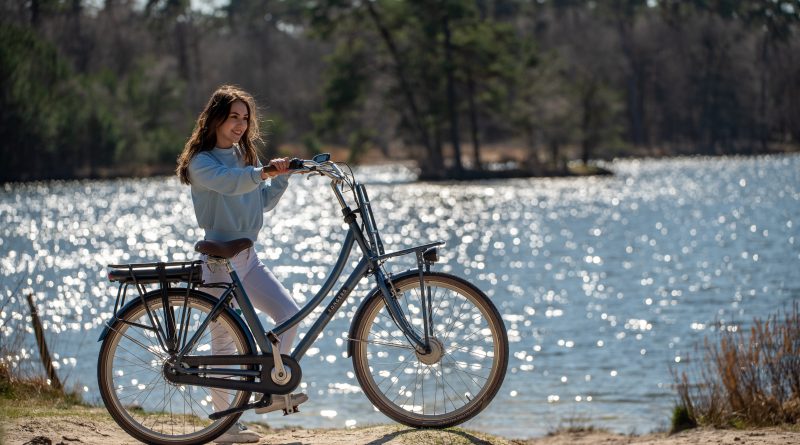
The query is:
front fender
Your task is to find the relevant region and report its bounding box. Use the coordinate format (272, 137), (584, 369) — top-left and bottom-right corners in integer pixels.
(346, 269), (424, 358)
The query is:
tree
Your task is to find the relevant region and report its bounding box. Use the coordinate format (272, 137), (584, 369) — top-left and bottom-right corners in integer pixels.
(451, 12), (519, 169)
(0, 25), (122, 180)
(308, 0), (526, 178)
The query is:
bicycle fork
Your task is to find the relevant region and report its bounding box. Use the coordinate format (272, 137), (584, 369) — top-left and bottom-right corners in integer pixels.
(374, 268), (432, 354)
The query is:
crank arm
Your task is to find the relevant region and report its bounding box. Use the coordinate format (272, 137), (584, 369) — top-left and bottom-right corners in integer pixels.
(208, 394), (272, 420)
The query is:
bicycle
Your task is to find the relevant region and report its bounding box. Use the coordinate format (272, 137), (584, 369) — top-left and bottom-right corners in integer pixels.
(98, 154), (509, 444)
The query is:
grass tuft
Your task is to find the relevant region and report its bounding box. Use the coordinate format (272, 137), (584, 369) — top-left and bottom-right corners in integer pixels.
(670, 405), (697, 434)
(0, 361), (83, 407)
(674, 302), (800, 428)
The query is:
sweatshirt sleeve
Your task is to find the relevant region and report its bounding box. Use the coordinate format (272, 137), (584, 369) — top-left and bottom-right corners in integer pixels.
(188, 153), (263, 195)
(261, 175), (290, 212)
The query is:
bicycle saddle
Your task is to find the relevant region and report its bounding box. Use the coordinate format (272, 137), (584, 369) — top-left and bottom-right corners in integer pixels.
(194, 238), (253, 259)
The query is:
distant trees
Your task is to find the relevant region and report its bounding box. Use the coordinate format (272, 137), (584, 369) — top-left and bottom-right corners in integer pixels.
(0, 0), (327, 181)
(0, 20), (186, 180)
(309, 0), (547, 178)
(0, 0), (798, 181)
(307, 0), (799, 178)
(0, 24), (119, 180)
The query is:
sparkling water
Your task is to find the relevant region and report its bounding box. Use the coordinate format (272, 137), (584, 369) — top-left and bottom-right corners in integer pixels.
(1, 155), (798, 438)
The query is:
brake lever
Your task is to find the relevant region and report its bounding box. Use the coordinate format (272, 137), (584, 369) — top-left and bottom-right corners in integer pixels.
(302, 167), (323, 180)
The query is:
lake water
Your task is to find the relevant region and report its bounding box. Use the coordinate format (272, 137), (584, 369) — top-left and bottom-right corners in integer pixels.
(1, 155), (798, 438)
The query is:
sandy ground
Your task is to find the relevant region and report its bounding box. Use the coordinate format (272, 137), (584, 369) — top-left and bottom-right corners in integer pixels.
(2, 409), (799, 445)
(519, 428), (800, 445)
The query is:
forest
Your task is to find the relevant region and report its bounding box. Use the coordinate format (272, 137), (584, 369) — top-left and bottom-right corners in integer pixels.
(1, 0), (798, 181)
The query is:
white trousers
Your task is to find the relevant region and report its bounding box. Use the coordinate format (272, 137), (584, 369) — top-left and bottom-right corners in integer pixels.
(203, 246), (300, 410)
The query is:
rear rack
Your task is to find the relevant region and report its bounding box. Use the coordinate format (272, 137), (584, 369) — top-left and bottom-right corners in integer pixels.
(108, 261), (203, 284)
(106, 260), (203, 319)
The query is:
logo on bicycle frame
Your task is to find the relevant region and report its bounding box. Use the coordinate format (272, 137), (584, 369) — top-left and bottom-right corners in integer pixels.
(325, 288), (350, 315)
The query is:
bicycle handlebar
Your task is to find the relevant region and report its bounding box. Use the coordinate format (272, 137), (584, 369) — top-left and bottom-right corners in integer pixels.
(261, 158), (306, 175)
(270, 155), (346, 180)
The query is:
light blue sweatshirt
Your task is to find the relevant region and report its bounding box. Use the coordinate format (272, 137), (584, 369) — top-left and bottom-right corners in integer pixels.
(187, 146), (289, 242)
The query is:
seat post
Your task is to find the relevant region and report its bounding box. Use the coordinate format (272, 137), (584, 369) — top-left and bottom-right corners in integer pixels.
(223, 258), (234, 275)
(204, 255), (234, 278)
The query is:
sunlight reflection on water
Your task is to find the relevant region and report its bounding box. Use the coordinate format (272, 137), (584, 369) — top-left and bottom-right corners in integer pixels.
(1, 155), (799, 438)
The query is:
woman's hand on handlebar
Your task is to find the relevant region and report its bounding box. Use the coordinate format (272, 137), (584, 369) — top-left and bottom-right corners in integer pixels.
(261, 157), (316, 179)
(261, 157), (290, 179)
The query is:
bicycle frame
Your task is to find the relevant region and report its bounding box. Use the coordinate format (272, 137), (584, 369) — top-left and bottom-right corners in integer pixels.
(176, 177), (444, 366)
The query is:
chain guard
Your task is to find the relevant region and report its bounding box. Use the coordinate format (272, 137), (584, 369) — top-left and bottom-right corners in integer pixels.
(163, 354), (301, 395)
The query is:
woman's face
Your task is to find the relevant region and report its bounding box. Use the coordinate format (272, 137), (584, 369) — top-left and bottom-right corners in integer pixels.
(215, 100), (249, 148)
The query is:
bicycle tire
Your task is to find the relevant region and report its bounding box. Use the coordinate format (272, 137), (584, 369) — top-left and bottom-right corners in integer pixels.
(351, 272), (508, 428)
(97, 289), (253, 445)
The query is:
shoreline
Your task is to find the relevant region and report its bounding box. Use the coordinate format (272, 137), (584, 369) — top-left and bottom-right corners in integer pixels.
(4, 149), (798, 184)
(2, 405), (799, 445)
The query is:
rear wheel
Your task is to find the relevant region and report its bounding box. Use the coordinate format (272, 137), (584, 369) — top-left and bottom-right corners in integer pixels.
(97, 290), (253, 445)
(351, 272), (508, 428)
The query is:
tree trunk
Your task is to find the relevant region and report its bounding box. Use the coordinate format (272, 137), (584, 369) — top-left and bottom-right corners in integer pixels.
(580, 83), (596, 165)
(175, 21), (191, 82)
(30, 0), (41, 27)
(758, 33), (770, 152)
(442, 13), (463, 172)
(617, 20), (647, 148)
(432, 121), (444, 176)
(550, 140), (561, 172)
(365, 2), (438, 170)
(69, 0), (92, 73)
(466, 66), (482, 170)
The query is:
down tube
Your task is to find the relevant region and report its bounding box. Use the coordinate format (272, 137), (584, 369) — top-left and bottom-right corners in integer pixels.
(291, 257), (371, 361)
(271, 230), (356, 340)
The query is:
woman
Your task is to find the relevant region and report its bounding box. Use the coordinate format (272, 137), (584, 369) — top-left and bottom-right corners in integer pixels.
(176, 85), (307, 443)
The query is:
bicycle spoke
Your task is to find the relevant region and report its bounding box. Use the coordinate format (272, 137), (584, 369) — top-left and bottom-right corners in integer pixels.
(439, 293), (470, 344)
(112, 353), (160, 372)
(440, 359), (491, 382)
(444, 328), (486, 344)
(374, 351), (415, 391)
(433, 363), (469, 405)
(441, 354), (484, 393)
(387, 366), (417, 406)
(353, 337), (415, 350)
(435, 312), (485, 340)
(445, 343), (493, 359)
(107, 325), (168, 362)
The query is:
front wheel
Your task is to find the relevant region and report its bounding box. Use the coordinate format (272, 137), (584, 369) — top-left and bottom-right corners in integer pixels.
(351, 272), (509, 428)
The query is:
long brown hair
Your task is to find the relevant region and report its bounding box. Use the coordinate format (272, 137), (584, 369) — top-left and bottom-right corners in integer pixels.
(176, 85), (262, 185)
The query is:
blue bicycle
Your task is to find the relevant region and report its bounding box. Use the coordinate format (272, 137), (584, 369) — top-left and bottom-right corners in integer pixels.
(97, 154), (509, 444)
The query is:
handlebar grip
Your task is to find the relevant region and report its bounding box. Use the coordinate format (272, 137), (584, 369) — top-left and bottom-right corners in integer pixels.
(262, 158), (304, 174)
